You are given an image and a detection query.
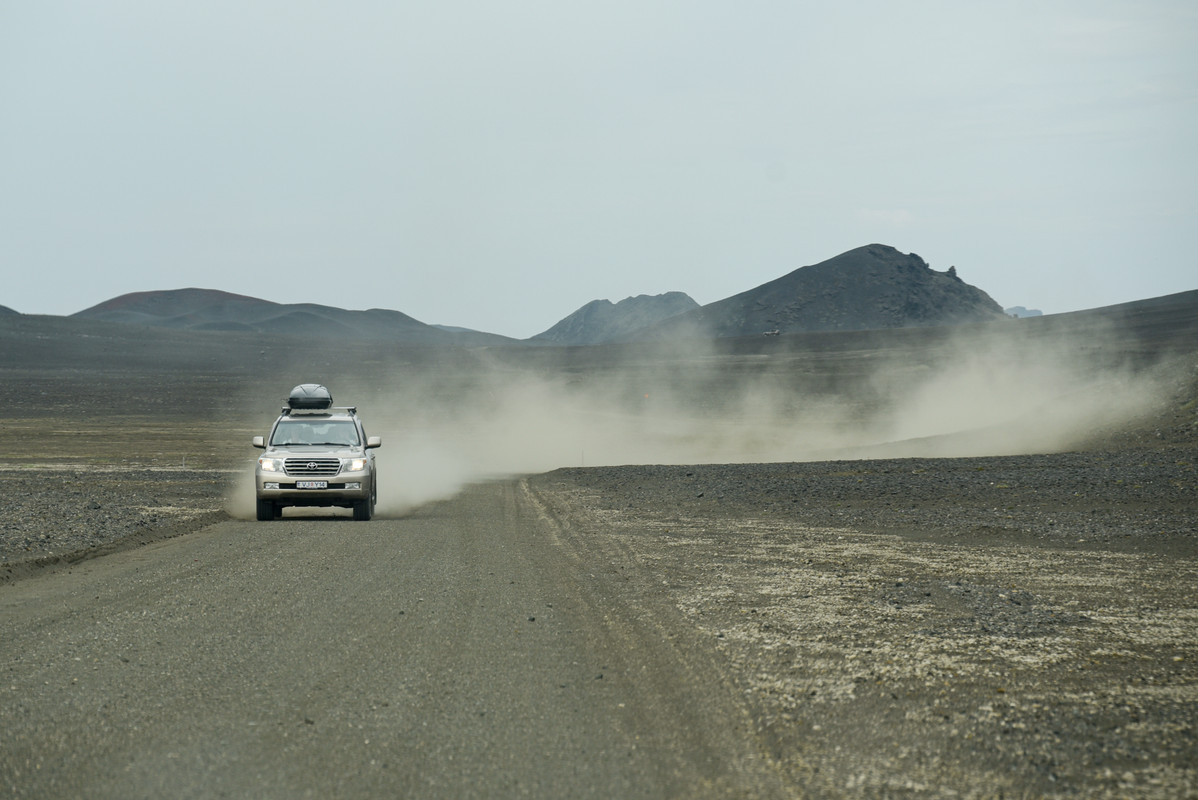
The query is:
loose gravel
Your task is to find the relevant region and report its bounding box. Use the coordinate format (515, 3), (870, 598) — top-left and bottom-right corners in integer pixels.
(527, 445), (1198, 798)
(3, 438), (1195, 797)
(545, 447), (1198, 554)
(0, 467), (229, 581)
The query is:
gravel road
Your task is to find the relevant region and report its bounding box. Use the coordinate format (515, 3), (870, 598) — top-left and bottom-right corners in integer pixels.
(2, 481), (786, 799)
(3, 446), (1195, 797)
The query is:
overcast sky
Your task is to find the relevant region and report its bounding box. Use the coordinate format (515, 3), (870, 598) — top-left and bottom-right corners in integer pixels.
(2, 1), (1195, 338)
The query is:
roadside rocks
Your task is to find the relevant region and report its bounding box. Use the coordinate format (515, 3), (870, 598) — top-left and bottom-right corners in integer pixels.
(528, 444), (1198, 798)
(545, 446), (1198, 556)
(0, 468), (228, 578)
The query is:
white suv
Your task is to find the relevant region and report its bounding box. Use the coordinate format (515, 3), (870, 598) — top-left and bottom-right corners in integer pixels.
(252, 384), (381, 521)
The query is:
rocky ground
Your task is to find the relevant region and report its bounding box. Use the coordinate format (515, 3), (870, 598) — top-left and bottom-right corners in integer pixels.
(9, 444), (1194, 796)
(527, 446), (1198, 798)
(0, 466), (229, 582)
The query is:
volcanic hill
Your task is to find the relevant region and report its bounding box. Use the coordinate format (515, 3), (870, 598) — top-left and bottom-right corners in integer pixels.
(649, 244), (1006, 338)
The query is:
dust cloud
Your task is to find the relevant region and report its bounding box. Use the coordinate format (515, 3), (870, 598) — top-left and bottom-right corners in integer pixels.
(225, 469), (259, 520)
(345, 322), (1174, 517)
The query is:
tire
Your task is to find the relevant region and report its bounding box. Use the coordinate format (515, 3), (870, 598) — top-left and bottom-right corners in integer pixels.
(353, 499), (372, 521)
(256, 498), (275, 521)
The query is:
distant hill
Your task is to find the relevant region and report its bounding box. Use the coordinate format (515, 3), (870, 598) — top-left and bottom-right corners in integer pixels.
(1005, 306), (1043, 318)
(646, 244), (1006, 338)
(0, 304), (18, 316)
(65, 245), (1010, 346)
(73, 288), (518, 347)
(531, 292), (699, 345)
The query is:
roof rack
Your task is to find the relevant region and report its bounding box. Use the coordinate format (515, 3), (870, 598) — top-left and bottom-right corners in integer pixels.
(280, 406), (357, 417)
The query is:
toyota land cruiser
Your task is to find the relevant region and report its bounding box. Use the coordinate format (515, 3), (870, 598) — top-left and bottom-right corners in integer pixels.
(252, 384), (381, 521)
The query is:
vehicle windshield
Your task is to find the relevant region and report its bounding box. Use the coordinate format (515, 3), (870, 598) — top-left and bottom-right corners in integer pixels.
(270, 419), (360, 447)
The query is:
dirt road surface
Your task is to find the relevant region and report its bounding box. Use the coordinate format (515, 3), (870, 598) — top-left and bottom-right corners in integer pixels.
(1, 481), (785, 799)
(4, 450), (1196, 798)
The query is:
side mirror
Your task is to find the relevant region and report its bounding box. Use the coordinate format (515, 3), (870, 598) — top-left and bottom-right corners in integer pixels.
(366, 436), (382, 449)
(252, 436), (265, 449)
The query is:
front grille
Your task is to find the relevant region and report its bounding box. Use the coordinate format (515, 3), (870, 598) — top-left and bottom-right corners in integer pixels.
(284, 458), (341, 477)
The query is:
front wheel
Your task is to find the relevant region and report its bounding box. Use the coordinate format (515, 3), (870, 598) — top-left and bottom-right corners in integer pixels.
(256, 498), (276, 521)
(353, 499), (372, 521)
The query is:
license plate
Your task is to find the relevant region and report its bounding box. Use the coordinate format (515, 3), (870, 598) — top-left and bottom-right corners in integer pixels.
(295, 480), (328, 490)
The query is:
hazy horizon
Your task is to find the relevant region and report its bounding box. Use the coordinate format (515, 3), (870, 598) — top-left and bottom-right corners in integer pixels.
(9, 245), (1197, 337)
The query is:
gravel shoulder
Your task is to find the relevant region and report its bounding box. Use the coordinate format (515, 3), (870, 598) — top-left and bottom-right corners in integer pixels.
(0, 467), (230, 583)
(527, 447), (1198, 798)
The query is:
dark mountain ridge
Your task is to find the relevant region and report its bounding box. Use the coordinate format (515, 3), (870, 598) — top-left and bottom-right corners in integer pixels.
(47, 244), (1044, 345)
(73, 288), (518, 347)
(649, 244), (1005, 338)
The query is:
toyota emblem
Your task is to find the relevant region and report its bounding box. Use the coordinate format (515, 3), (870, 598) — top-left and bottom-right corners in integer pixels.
(307, 462), (318, 470)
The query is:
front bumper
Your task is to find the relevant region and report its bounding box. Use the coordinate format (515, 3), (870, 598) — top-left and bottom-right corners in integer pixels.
(256, 468), (372, 507)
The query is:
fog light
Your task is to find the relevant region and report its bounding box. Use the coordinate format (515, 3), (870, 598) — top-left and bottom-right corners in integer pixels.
(345, 482), (362, 490)
(264, 482), (280, 490)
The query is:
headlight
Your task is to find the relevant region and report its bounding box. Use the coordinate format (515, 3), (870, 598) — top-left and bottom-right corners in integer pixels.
(344, 457), (368, 472)
(258, 457), (283, 472)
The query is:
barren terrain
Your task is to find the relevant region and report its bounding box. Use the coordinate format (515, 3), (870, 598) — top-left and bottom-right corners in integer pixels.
(526, 449), (1197, 797)
(1, 297), (1196, 797)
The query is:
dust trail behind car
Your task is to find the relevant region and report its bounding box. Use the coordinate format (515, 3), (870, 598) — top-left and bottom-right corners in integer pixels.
(317, 307), (1193, 518)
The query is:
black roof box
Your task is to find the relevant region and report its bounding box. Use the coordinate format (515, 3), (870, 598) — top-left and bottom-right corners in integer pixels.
(288, 383), (333, 410)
